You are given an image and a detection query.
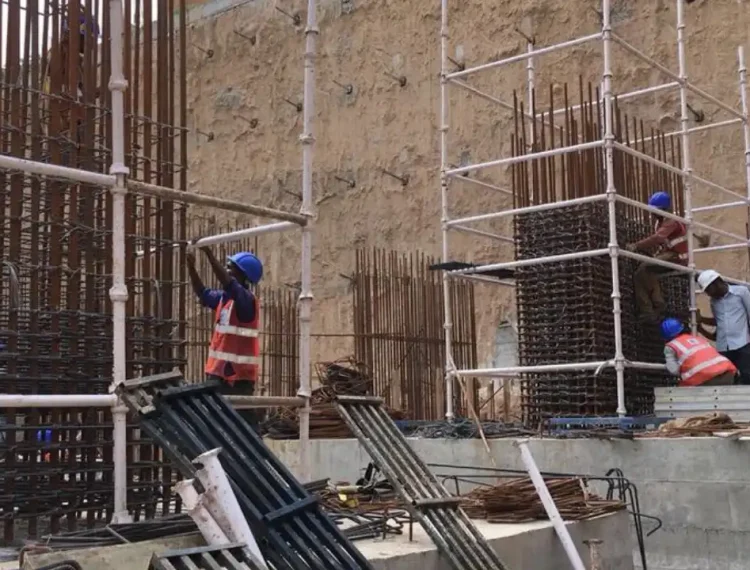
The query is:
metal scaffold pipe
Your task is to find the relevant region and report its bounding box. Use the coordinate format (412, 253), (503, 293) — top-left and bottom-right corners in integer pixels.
(601, 0), (627, 417)
(108, 0), (132, 524)
(297, 0), (318, 481)
(440, 0), (455, 420)
(676, 0), (698, 335)
(738, 47), (750, 265)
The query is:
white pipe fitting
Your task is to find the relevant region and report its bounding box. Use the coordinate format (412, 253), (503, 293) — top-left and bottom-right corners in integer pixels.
(193, 448), (267, 568)
(175, 479), (230, 546)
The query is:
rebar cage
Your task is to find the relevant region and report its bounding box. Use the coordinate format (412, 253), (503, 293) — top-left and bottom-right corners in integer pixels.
(439, 0), (750, 422)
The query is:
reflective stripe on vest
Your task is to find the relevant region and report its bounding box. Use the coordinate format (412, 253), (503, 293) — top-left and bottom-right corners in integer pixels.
(682, 355), (732, 383)
(655, 220), (688, 260)
(667, 333), (736, 386)
(208, 349), (260, 365)
(205, 297), (260, 382)
(214, 324), (259, 337)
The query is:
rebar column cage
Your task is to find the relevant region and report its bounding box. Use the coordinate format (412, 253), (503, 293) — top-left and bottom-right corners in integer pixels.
(0, 0), (316, 531)
(439, 0), (750, 420)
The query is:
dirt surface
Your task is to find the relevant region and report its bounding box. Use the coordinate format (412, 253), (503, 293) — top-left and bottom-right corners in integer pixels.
(180, 0), (750, 376)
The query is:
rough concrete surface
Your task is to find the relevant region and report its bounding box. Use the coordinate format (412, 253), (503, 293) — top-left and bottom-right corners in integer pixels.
(268, 436), (750, 570)
(179, 0), (750, 373)
(359, 513), (634, 570)
(22, 533), (205, 570)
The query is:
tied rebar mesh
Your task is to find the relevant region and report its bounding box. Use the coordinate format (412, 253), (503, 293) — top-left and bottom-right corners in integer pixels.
(512, 81), (689, 425)
(0, 0), (189, 541)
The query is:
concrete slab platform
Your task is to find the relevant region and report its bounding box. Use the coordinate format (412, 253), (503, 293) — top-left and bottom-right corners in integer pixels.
(15, 512), (632, 570)
(361, 512), (634, 570)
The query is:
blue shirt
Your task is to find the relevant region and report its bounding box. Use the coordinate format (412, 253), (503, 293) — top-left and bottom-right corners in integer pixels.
(710, 285), (750, 352)
(199, 278), (256, 377)
(199, 278), (256, 322)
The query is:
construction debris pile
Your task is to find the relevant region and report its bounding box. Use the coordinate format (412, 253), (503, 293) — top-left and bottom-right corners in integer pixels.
(398, 418), (535, 439)
(461, 477), (626, 524)
(263, 360), (406, 439)
(512, 82), (688, 425)
(641, 412), (750, 438)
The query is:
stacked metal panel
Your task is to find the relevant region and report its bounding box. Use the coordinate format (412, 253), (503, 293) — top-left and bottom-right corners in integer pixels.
(149, 543), (266, 570)
(118, 371), (374, 570)
(511, 83), (689, 424)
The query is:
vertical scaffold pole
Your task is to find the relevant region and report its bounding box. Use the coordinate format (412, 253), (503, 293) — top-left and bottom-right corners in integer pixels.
(601, 0), (627, 416)
(440, 0), (455, 420)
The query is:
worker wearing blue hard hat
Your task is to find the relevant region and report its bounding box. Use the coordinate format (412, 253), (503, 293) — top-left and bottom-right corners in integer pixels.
(186, 246), (263, 427)
(661, 317), (737, 387)
(625, 191), (689, 325)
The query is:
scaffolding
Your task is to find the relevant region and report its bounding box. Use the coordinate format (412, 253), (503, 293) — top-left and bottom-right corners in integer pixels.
(0, 0), (316, 530)
(439, 0), (750, 419)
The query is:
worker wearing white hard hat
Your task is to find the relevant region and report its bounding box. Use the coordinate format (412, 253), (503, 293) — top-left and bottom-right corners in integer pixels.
(696, 270), (750, 385)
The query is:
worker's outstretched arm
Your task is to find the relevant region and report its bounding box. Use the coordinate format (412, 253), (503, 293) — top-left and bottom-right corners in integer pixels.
(186, 251), (206, 298)
(697, 309), (716, 327)
(201, 247), (232, 288)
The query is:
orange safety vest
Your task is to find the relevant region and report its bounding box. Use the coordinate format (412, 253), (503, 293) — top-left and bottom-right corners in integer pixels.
(666, 333), (737, 387)
(205, 297), (260, 383)
(654, 219), (688, 264)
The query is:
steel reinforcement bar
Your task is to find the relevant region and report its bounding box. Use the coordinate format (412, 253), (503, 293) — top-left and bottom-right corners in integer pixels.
(334, 395), (511, 570)
(118, 371), (373, 570)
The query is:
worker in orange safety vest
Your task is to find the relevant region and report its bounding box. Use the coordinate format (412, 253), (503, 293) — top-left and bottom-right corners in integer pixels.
(661, 318), (737, 387)
(186, 246), (263, 426)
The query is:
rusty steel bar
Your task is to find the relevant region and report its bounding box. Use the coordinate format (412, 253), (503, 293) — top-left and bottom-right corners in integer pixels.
(352, 248), (477, 420)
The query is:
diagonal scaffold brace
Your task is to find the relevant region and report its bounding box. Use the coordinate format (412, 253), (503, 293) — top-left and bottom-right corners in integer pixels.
(334, 395), (511, 570)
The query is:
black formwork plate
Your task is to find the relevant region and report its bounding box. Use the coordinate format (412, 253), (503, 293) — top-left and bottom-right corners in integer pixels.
(122, 377), (373, 570)
(149, 543), (265, 570)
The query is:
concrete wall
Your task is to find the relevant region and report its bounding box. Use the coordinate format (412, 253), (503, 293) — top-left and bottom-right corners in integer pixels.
(180, 0), (750, 370)
(268, 437), (750, 570)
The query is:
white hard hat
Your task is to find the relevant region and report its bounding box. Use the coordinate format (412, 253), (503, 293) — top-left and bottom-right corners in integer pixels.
(697, 270), (721, 291)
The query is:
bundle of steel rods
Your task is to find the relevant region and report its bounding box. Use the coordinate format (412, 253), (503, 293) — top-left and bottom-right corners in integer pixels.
(460, 477), (626, 524)
(512, 80), (689, 424)
(264, 360), (406, 439)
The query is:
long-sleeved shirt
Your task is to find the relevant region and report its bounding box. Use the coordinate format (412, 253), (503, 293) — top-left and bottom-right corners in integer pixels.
(199, 278), (256, 378)
(633, 219), (688, 263)
(663, 345), (681, 376)
(710, 285), (750, 352)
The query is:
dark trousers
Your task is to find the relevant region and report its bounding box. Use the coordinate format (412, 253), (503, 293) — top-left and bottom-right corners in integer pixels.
(720, 344), (750, 385)
(206, 375), (263, 429)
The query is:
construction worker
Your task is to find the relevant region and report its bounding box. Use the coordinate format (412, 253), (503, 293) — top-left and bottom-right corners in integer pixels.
(661, 318), (737, 386)
(626, 191), (688, 324)
(186, 247), (263, 425)
(696, 270), (750, 385)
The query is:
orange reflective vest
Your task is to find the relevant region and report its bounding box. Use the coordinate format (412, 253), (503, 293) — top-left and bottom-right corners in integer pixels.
(654, 219), (688, 263)
(666, 333), (736, 387)
(205, 297), (260, 383)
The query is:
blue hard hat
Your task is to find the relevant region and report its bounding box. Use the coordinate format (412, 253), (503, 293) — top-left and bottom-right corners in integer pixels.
(660, 318), (684, 341)
(227, 252), (263, 284)
(648, 191), (671, 210)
